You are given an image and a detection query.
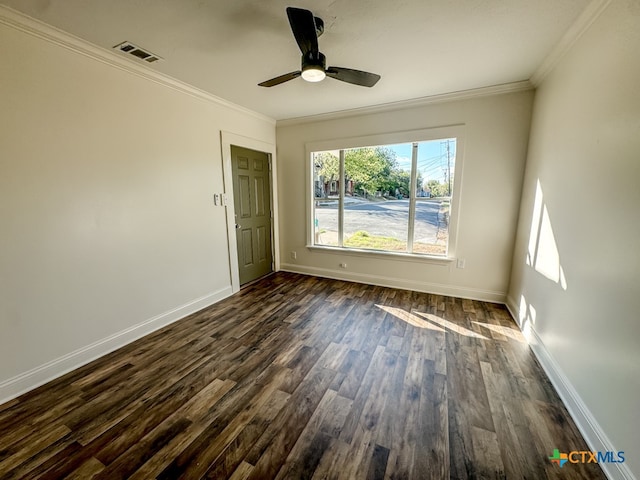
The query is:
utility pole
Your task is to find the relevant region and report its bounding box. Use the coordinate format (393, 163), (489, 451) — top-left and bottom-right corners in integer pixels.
(441, 140), (452, 196)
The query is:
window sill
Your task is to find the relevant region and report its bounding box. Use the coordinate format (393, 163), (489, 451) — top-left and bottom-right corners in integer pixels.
(306, 245), (455, 265)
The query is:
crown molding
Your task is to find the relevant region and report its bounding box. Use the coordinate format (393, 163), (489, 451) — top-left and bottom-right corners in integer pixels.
(530, 0), (612, 86)
(276, 80), (533, 127)
(0, 5), (276, 125)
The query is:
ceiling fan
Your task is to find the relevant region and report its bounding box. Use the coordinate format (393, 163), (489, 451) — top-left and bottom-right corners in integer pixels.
(258, 7), (381, 88)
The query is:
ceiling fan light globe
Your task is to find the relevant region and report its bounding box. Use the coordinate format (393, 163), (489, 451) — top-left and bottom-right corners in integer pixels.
(302, 67), (326, 82)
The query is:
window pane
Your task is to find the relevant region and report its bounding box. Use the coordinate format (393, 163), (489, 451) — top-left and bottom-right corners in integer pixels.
(413, 139), (456, 255)
(343, 145), (410, 252)
(313, 151), (339, 246)
(311, 136), (458, 256)
(344, 201), (409, 252)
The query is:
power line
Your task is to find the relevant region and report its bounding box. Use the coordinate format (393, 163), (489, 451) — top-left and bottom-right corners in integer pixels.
(442, 140), (453, 195)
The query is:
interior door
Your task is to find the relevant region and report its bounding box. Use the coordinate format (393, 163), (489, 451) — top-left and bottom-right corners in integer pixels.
(231, 146), (273, 285)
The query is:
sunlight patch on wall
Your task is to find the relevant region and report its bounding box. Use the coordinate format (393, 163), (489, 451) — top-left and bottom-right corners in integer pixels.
(516, 294), (536, 343)
(526, 179), (568, 290)
(518, 294), (529, 325)
(527, 180), (544, 266)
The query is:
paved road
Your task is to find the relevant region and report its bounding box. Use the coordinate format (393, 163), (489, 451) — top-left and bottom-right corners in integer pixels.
(314, 199), (441, 243)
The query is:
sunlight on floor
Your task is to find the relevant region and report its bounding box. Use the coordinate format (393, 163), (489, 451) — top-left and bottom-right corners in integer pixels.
(375, 305), (445, 332)
(471, 322), (527, 343)
(413, 311), (488, 339)
(376, 305), (488, 339)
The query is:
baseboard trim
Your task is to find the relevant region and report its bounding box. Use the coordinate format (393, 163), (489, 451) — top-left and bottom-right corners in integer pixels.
(505, 296), (636, 480)
(280, 263), (506, 303)
(0, 286), (232, 405)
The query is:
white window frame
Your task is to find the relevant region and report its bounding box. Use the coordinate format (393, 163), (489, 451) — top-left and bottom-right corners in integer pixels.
(305, 125), (465, 262)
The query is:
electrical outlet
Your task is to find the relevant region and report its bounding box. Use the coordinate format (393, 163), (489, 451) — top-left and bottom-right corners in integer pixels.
(339, 263), (347, 269)
(456, 258), (466, 269)
(290, 251), (297, 260)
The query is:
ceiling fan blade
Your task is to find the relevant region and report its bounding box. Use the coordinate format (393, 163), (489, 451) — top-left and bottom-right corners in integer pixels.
(286, 7), (319, 55)
(326, 67), (381, 87)
(258, 71), (302, 87)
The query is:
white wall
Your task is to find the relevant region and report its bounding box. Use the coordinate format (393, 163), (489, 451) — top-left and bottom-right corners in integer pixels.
(277, 90), (534, 302)
(0, 12), (275, 400)
(508, 1), (640, 478)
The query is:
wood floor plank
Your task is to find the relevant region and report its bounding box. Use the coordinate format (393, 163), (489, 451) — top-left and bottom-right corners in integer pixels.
(470, 426), (506, 479)
(309, 436), (351, 480)
(366, 443), (390, 480)
(336, 349), (375, 400)
(155, 366), (287, 480)
(202, 389), (290, 480)
(412, 360), (449, 480)
(338, 346), (387, 445)
(318, 391), (353, 439)
(93, 417), (192, 479)
(245, 366), (336, 480)
(374, 355), (408, 451)
(274, 387), (341, 479)
(0, 395), (81, 453)
(0, 433), (77, 480)
(480, 360), (540, 479)
(228, 460), (254, 480)
(274, 431), (332, 480)
(126, 379), (239, 479)
(338, 348), (397, 480)
(64, 456), (105, 479)
(383, 331), (424, 480)
(0, 272), (606, 480)
(175, 369), (290, 480)
(0, 424), (71, 474)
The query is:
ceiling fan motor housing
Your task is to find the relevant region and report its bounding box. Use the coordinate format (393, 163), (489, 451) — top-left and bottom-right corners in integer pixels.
(302, 51), (326, 73)
(258, 7), (380, 87)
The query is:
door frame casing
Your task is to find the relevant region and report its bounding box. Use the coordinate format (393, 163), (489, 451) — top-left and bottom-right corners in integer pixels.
(221, 131), (279, 294)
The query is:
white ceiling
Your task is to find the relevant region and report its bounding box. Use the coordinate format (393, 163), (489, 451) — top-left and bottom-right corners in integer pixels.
(1, 0), (591, 120)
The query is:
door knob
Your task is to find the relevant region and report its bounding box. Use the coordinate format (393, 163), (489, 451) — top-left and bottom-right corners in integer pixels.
(235, 224), (241, 229)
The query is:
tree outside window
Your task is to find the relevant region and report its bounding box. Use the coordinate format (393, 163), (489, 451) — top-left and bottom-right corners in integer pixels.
(313, 139), (456, 256)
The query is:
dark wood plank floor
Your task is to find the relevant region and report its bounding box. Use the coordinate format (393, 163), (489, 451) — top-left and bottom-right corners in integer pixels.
(0, 272), (606, 479)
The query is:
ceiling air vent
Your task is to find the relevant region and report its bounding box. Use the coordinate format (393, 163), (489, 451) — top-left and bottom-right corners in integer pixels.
(113, 41), (162, 63)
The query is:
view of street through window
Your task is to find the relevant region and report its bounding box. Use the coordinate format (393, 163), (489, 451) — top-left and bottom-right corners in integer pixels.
(313, 139), (456, 255)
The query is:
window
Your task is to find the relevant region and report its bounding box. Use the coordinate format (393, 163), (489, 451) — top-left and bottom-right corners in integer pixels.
(309, 128), (463, 258)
